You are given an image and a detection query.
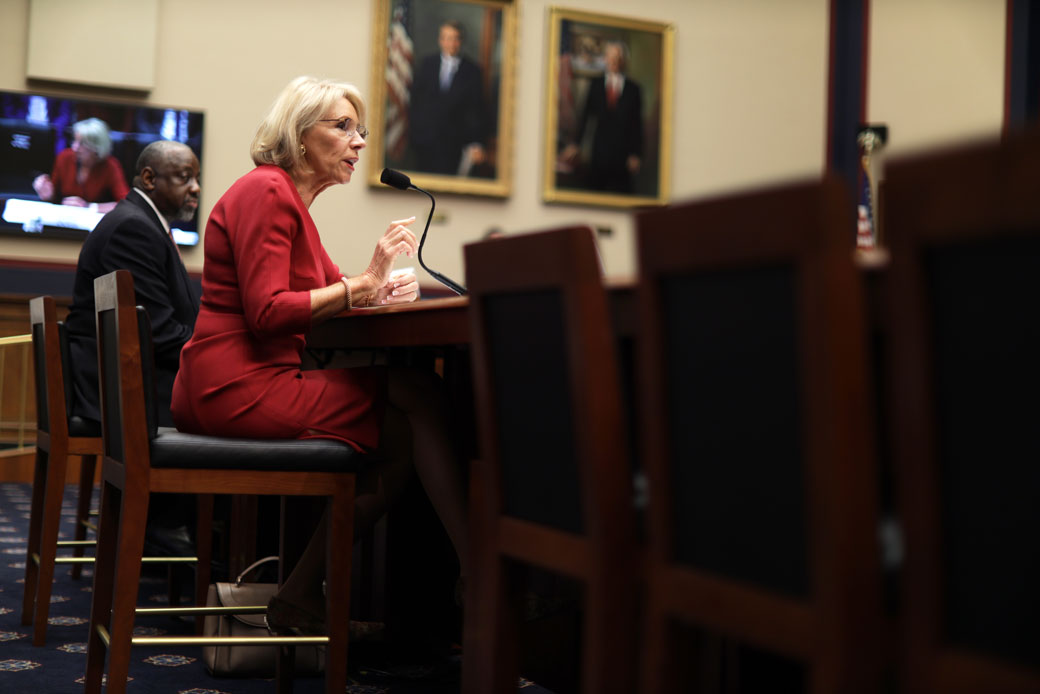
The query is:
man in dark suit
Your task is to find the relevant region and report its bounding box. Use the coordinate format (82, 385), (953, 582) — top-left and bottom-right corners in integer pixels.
(409, 20), (488, 175)
(65, 139), (200, 429)
(64, 140), (201, 557)
(562, 40), (644, 194)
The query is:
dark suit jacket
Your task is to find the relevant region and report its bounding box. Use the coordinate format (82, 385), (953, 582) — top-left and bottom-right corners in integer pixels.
(65, 189), (199, 427)
(409, 53), (487, 174)
(574, 74), (644, 193)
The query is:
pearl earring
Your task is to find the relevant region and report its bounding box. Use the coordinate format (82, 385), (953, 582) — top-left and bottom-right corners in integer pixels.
(300, 144), (306, 155)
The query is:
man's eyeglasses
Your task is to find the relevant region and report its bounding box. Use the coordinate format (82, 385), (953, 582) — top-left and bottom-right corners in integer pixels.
(318, 118), (368, 139)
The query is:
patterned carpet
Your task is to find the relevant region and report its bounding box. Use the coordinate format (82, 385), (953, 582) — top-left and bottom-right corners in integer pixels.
(0, 482), (552, 694)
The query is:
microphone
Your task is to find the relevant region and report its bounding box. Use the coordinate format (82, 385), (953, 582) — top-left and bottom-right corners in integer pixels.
(379, 167), (412, 191)
(379, 168), (467, 295)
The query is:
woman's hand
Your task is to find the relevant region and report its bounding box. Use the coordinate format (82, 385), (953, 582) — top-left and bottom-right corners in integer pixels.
(374, 268), (419, 305)
(33, 174), (53, 201)
(363, 216), (418, 289)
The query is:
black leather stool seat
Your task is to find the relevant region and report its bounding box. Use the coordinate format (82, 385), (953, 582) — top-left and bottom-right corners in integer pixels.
(150, 429), (372, 473)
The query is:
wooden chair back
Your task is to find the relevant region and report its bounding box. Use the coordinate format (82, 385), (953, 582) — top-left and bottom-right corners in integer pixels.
(30, 296), (67, 438)
(22, 295), (100, 645)
(462, 225), (638, 694)
(95, 269), (158, 474)
(884, 131), (1040, 693)
(635, 177), (883, 693)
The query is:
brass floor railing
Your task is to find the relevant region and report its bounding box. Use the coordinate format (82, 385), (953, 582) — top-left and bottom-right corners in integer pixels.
(0, 333), (34, 457)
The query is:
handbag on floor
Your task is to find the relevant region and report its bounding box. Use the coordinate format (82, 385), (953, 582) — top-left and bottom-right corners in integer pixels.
(202, 556), (325, 677)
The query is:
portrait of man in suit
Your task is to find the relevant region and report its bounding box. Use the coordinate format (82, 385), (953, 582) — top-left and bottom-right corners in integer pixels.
(546, 11), (672, 207)
(371, 0), (515, 196)
(560, 40), (643, 194)
(409, 19), (489, 176)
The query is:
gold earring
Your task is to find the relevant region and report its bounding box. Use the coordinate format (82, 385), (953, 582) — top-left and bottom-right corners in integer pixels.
(300, 144), (306, 155)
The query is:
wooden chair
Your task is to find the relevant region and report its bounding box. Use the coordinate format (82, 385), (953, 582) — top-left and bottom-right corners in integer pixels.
(21, 295), (102, 646)
(883, 132), (1040, 693)
(461, 226), (639, 694)
(85, 269), (370, 694)
(23, 296), (203, 645)
(635, 178), (883, 693)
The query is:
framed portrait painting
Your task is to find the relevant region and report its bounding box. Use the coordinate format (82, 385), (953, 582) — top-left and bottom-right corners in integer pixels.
(543, 8), (674, 208)
(367, 0), (517, 197)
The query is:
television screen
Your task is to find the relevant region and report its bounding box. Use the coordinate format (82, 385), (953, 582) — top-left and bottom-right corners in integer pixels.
(0, 89), (204, 245)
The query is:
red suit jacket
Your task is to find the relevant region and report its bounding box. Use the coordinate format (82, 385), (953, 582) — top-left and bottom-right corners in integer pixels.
(171, 165), (384, 450)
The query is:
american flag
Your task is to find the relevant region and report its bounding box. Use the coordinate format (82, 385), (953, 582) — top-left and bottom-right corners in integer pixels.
(385, 1), (413, 161)
(856, 155), (875, 249)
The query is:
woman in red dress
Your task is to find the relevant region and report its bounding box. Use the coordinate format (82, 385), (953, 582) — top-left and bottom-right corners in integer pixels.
(171, 76), (468, 632)
(33, 117), (129, 212)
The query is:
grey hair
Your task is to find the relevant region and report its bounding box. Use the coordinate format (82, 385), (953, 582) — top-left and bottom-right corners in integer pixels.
(72, 118), (113, 159)
(250, 76), (366, 173)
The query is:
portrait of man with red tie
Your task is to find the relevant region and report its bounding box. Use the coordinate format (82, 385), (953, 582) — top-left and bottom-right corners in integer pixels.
(560, 39), (644, 194)
(547, 10), (672, 207)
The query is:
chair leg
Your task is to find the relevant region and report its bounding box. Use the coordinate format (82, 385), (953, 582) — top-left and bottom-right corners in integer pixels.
(583, 568), (638, 694)
(639, 595), (671, 694)
(463, 461), (523, 694)
(228, 494), (258, 577)
(194, 493), (214, 634)
(640, 582), (682, 694)
(462, 553), (523, 694)
(103, 487), (151, 694)
(21, 447), (48, 628)
(71, 453), (98, 579)
(324, 482), (356, 694)
(31, 442), (70, 646)
(85, 481), (121, 694)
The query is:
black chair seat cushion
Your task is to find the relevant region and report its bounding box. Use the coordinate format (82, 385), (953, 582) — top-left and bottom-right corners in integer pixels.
(69, 416), (102, 438)
(150, 428), (371, 473)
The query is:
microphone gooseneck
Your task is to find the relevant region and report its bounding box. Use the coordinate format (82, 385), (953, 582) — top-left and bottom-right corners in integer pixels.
(379, 168), (467, 295)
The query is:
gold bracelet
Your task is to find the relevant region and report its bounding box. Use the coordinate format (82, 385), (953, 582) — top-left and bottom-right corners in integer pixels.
(340, 275), (352, 310)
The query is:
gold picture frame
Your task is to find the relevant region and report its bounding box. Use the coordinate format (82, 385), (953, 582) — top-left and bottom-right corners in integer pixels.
(367, 0), (517, 197)
(543, 7), (674, 208)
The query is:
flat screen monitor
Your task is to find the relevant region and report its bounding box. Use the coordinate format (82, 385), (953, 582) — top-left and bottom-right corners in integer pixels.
(0, 89), (204, 246)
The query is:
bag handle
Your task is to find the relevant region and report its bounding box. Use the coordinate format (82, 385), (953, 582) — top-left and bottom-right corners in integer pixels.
(235, 555), (279, 587)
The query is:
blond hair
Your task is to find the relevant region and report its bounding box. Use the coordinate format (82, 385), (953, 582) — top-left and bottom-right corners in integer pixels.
(250, 76), (366, 172)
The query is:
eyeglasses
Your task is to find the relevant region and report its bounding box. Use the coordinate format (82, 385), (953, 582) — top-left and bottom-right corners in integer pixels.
(318, 118), (368, 139)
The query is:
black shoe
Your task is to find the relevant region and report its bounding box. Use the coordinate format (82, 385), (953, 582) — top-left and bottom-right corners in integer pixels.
(143, 524), (195, 557)
(265, 595), (326, 636)
(265, 596), (386, 643)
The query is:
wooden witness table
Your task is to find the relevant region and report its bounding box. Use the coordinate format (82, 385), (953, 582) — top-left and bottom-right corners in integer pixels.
(303, 282), (636, 644)
(308, 295), (470, 349)
(307, 278), (636, 351)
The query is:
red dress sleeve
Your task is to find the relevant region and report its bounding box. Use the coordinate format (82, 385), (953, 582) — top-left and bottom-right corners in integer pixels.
(229, 174), (317, 338)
